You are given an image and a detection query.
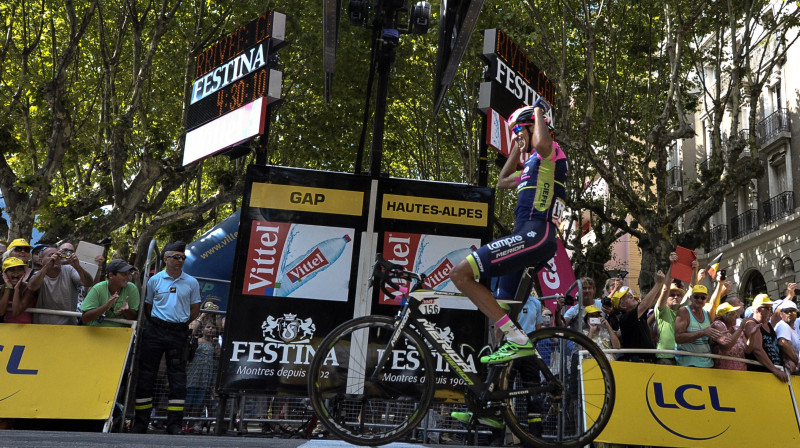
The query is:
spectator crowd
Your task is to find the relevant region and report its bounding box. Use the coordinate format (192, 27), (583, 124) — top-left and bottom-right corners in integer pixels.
(542, 251), (799, 382)
(0, 238), (220, 435)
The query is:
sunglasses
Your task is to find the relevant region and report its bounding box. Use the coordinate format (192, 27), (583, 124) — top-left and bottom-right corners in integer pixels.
(542, 313), (553, 318)
(167, 254), (187, 261)
(12, 247), (31, 253)
(512, 124), (529, 135)
(692, 294), (707, 300)
(783, 309), (797, 314)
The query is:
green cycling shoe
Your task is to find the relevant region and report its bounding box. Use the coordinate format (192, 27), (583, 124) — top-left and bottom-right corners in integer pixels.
(479, 340), (536, 363)
(450, 411), (504, 429)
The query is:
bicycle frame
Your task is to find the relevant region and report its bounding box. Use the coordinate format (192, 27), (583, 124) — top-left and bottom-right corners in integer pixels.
(372, 289), (560, 404)
(367, 255), (586, 403)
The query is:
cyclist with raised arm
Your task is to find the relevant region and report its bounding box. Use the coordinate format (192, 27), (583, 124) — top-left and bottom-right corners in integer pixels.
(450, 98), (567, 363)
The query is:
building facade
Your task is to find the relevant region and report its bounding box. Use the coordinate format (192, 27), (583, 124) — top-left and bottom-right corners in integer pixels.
(675, 12), (798, 303)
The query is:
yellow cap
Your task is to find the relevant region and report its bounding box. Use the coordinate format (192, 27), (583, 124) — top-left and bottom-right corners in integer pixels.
(691, 284), (708, 295)
(715, 302), (741, 317)
(752, 293), (774, 308)
(585, 305), (601, 315)
(611, 286), (630, 308)
(7, 238), (31, 251)
(2, 257), (26, 272)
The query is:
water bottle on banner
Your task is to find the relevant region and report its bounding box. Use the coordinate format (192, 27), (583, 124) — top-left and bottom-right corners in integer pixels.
(420, 246), (477, 290)
(274, 234), (352, 297)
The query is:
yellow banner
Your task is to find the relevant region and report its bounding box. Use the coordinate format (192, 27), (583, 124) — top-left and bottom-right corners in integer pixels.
(381, 194), (488, 226)
(0, 324), (132, 419)
(596, 361), (800, 446)
(250, 183), (364, 216)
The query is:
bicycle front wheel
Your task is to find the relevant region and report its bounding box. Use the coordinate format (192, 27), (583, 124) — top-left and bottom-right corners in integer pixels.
(307, 315), (435, 445)
(499, 327), (615, 447)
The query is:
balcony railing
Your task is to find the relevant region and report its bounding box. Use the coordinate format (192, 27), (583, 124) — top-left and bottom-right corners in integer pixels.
(755, 108), (791, 147)
(763, 191), (794, 225)
(667, 166), (682, 190)
(730, 209), (759, 240)
(708, 225), (728, 251)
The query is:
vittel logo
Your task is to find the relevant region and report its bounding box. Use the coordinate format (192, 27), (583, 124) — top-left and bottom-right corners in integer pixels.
(243, 221), (289, 295)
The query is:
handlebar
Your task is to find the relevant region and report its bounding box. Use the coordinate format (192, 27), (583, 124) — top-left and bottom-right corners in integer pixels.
(369, 254), (425, 299)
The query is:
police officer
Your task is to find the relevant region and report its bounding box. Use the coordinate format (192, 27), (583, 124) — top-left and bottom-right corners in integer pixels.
(132, 241), (201, 434)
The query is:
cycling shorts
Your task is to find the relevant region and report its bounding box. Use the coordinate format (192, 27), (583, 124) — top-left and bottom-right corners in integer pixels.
(467, 219), (557, 299)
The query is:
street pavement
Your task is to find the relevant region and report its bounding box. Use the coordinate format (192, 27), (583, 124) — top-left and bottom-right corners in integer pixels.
(0, 432), (443, 448)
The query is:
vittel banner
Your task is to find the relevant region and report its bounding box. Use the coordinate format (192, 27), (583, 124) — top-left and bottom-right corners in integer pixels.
(242, 220), (354, 300)
(220, 165), (369, 393)
(380, 232), (478, 305)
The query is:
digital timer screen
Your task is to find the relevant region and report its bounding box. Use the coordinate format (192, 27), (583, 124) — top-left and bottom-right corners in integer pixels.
(187, 67), (275, 131)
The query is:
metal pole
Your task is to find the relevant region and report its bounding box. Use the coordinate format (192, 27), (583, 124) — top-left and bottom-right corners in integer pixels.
(368, 29), (398, 178)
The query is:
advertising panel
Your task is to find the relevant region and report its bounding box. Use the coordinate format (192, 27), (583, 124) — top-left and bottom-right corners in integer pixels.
(373, 178), (493, 396)
(219, 165), (370, 393)
(595, 361), (800, 446)
(0, 324), (132, 419)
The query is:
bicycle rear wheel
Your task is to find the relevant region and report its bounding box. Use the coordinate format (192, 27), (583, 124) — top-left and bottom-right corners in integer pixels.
(499, 327), (615, 447)
(307, 315), (435, 445)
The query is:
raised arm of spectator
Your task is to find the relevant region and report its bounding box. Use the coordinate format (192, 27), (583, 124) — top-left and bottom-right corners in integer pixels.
(67, 253), (95, 288)
(704, 276), (727, 318)
(744, 319), (789, 382)
(637, 269), (666, 318)
(655, 252), (678, 310)
(694, 263), (706, 287)
(27, 254), (57, 292)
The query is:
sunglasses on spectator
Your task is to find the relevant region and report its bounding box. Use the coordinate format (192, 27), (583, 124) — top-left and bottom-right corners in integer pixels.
(783, 309), (797, 314)
(692, 294), (707, 300)
(167, 254), (187, 261)
(542, 313), (553, 318)
(669, 292), (682, 297)
(12, 247), (31, 253)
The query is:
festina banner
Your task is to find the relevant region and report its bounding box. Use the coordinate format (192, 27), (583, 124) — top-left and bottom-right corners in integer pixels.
(219, 165), (370, 393)
(478, 28), (555, 121)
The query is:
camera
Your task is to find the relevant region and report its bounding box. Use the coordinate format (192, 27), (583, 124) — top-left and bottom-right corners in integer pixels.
(589, 317), (602, 326)
(717, 269), (727, 282)
(59, 249), (74, 259)
(564, 294), (575, 306)
(617, 273), (626, 280)
(602, 297), (613, 308)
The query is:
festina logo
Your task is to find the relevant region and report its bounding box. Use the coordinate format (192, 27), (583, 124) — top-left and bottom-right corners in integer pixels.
(191, 42), (267, 104)
(286, 248), (328, 283)
(230, 340), (336, 365)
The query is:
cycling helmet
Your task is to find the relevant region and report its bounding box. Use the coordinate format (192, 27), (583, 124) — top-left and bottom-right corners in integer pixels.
(507, 106), (537, 133)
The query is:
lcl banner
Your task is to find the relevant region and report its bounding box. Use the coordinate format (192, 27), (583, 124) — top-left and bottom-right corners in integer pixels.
(219, 165), (370, 393)
(593, 361), (800, 446)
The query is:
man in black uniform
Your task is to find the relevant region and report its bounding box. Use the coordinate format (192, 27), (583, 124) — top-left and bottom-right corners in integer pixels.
(132, 241), (202, 434)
